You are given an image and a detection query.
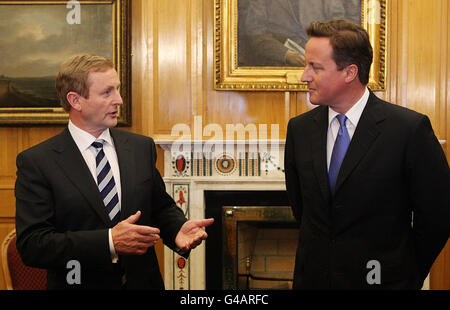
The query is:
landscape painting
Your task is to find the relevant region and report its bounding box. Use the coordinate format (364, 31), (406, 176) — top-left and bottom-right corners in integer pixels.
(0, 0), (131, 125)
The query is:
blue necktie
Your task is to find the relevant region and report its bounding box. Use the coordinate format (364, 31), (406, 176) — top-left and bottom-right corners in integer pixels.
(329, 114), (350, 194)
(92, 140), (120, 225)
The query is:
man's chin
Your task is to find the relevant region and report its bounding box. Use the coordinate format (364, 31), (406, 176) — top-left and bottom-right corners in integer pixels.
(308, 96), (321, 106)
(307, 92), (320, 106)
(106, 118), (118, 128)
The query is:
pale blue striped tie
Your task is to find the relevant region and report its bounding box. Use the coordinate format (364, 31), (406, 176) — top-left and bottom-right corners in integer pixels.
(92, 140), (120, 225)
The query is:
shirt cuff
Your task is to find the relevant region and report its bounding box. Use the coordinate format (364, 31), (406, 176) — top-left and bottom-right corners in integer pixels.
(108, 228), (119, 263)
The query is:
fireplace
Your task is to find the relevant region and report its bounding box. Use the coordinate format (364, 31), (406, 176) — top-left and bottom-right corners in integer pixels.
(157, 140), (290, 290)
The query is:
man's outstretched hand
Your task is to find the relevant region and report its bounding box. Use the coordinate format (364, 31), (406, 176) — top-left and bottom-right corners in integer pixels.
(175, 218), (214, 252)
(112, 212), (214, 255)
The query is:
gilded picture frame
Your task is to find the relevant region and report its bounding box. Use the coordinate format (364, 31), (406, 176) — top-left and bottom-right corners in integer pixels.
(0, 0), (131, 125)
(214, 0), (386, 91)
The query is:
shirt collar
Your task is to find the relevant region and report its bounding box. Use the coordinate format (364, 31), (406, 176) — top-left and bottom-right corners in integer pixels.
(68, 120), (114, 151)
(328, 87), (370, 128)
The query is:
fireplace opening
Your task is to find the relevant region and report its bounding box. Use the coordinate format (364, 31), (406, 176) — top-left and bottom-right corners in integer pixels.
(235, 221), (298, 289)
(204, 190), (298, 290)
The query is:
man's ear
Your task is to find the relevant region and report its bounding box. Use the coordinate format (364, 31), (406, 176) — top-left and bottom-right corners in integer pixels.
(66, 92), (82, 111)
(344, 64), (359, 83)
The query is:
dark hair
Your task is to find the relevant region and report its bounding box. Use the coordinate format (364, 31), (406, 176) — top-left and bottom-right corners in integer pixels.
(306, 19), (373, 85)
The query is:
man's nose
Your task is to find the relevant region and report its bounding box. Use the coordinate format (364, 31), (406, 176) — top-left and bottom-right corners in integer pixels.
(301, 66), (311, 83)
(114, 90), (123, 105)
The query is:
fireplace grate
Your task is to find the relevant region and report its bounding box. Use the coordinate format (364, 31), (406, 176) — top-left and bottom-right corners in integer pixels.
(222, 206), (298, 289)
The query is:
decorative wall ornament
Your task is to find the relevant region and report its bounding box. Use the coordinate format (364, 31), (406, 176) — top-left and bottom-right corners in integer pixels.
(171, 153), (191, 177)
(215, 153), (236, 176)
(172, 184), (190, 290)
(168, 152), (279, 178)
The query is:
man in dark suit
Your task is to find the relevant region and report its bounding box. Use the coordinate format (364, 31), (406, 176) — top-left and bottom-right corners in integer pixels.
(284, 19), (450, 289)
(15, 54), (214, 289)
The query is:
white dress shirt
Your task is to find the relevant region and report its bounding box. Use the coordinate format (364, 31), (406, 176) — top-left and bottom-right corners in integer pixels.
(327, 88), (370, 171)
(68, 120), (121, 262)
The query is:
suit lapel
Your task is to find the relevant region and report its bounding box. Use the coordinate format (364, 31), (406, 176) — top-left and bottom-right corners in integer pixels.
(334, 93), (386, 194)
(52, 128), (111, 226)
(110, 129), (136, 220)
(311, 106), (331, 204)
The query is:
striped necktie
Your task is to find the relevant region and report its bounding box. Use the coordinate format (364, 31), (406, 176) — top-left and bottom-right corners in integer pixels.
(328, 114), (350, 194)
(92, 139), (120, 225)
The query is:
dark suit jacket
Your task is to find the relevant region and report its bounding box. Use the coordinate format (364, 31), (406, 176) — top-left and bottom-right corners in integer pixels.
(15, 128), (187, 289)
(284, 91), (450, 289)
